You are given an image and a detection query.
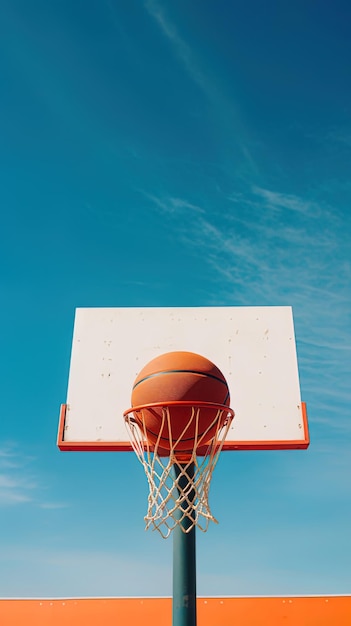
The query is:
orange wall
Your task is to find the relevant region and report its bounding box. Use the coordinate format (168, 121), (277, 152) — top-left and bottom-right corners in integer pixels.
(0, 596), (350, 625)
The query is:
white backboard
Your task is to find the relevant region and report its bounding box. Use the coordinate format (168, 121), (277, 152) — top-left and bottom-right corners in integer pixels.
(58, 306), (309, 451)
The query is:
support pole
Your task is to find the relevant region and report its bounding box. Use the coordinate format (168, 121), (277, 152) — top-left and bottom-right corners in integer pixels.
(172, 462), (197, 626)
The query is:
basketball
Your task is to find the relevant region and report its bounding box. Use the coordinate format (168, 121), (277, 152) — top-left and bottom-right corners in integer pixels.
(131, 351), (230, 452)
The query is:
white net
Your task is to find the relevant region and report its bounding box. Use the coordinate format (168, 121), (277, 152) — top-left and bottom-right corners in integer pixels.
(124, 402), (234, 538)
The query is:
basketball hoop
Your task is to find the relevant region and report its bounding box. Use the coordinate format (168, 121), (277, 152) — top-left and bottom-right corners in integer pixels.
(123, 401), (234, 538)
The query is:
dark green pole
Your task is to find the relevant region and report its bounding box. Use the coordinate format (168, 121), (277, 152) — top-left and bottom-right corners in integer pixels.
(172, 462), (197, 626)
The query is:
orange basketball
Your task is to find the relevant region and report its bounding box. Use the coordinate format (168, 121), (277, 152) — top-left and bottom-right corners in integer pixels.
(131, 351), (230, 452)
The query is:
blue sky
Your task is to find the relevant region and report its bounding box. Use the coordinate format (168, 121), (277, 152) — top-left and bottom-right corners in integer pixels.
(1, 0), (350, 598)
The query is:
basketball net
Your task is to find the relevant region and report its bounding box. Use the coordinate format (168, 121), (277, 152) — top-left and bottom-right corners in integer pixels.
(124, 402), (234, 538)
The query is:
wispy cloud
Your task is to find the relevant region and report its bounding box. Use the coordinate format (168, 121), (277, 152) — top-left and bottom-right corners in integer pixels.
(0, 446), (38, 505)
(0, 449), (21, 469)
(145, 187), (349, 299)
(253, 186), (319, 216)
(0, 446), (65, 509)
(144, 0), (211, 98)
(0, 471), (35, 505)
(144, 0), (258, 174)
(142, 192), (204, 215)
(253, 186), (335, 219)
(39, 502), (68, 510)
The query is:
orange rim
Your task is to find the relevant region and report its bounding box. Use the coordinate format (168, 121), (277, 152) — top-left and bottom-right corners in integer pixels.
(123, 400), (235, 418)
